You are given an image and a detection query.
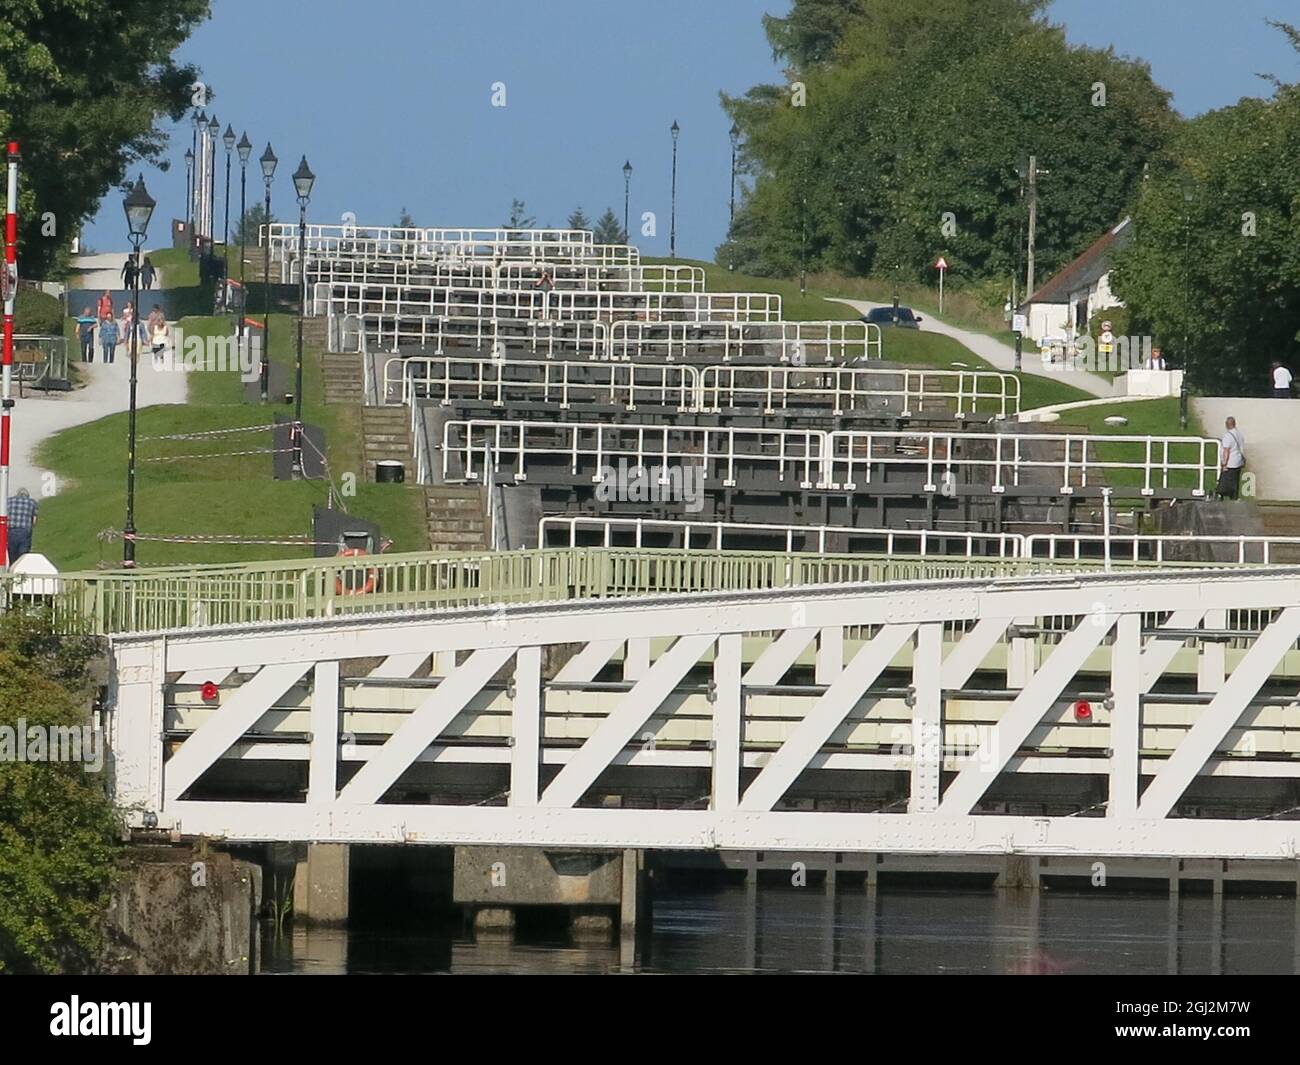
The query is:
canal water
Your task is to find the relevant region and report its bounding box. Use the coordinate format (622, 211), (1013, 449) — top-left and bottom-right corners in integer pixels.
(263, 884), (1300, 975)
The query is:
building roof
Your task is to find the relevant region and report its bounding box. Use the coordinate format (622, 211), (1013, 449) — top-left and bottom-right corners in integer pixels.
(1027, 217), (1132, 305)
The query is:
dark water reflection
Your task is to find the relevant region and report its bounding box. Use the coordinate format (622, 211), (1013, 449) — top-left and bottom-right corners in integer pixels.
(264, 884), (1300, 975)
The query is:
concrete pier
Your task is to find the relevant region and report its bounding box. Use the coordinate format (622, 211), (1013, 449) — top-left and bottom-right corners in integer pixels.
(293, 843), (351, 925)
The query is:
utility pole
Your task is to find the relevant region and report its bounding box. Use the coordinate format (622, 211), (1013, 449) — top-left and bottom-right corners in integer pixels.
(1025, 154), (1048, 299)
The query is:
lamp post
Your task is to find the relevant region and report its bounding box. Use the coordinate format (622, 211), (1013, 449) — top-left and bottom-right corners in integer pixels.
(291, 156), (315, 479)
(728, 122), (740, 271)
(222, 125), (235, 266)
(259, 143), (277, 401)
(206, 113), (219, 255)
(121, 176), (156, 568)
(669, 120), (679, 258)
(190, 109), (205, 243)
(236, 132), (251, 342)
(184, 148), (194, 236)
(622, 160), (632, 243)
(1180, 174), (1195, 430)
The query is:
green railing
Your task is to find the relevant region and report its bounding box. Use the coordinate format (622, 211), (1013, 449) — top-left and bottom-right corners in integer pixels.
(8, 546), (1117, 637)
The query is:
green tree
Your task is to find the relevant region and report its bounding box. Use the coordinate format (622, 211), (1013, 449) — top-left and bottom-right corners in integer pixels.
(567, 207), (592, 233)
(0, 611), (121, 973)
(592, 207), (626, 244)
(721, 0), (1173, 294)
(1111, 25), (1300, 395)
(0, 0), (212, 279)
(230, 204), (276, 247)
(394, 206), (416, 228)
(503, 199), (535, 230)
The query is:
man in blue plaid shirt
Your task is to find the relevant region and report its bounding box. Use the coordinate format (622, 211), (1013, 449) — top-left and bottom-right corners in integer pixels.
(6, 487), (38, 562)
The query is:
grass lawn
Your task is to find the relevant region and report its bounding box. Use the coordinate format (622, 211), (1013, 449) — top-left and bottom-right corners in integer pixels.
(644, 257), (859, 322)
(36, 313), (425, 571)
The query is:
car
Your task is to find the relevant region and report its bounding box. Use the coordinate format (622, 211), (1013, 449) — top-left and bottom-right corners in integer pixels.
(861, 305), (923, 329)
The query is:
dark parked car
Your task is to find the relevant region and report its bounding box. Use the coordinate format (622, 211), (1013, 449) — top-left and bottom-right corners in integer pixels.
(862, 306), (922, 329)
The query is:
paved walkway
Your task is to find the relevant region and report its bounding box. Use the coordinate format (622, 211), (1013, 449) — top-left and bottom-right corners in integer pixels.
(68, 250), (165, 295)
(14, 253), (188, 498)
(831, 297), (1115, 399)
(1193, 397), (1300, 503)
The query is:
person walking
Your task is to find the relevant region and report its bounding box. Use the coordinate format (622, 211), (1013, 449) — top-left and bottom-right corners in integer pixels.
(1145, 346), (1168, 371)
(98, 315), (119, 364)
(75, 306), (96, 362)
(139, 255), (156, 291)
(147, 305), (168, 362)
(1216, 416), (1246, 500)
(1271, 360), (1292, 398)
(6, 487), (38, 562)
(97, 289), (114, 321)
(120, 255), (137, 290)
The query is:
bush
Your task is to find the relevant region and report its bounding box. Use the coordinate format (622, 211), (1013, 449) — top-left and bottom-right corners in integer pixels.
(14, 288), (63, 335)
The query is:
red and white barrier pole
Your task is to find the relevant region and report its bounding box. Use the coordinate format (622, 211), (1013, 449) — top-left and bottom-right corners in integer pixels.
(0, 141), (19, 569)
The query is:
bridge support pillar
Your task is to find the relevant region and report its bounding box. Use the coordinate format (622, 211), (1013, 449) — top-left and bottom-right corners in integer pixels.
(293, 843), (351, 926)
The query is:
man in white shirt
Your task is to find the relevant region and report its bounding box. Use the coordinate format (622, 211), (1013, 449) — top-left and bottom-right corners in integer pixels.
(1145, 346), (1167, 371)
(1271, 361), (1292, 398)
(1217, 416), (1245, 500)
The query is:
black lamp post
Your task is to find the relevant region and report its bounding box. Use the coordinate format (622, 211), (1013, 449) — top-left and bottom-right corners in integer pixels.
(206, 113), (219, 254)
(237, 132), (252, 341)
(222, 125), (235, 265)
(259, 143), (277, 401)
(1180, 174), (1195, 430)
(669, 120), (679, 258)
(121, 176), (156, 567)
(622, 160), (632, 243)
(291, 156), (315, 479)
(728, 122), (740, 271)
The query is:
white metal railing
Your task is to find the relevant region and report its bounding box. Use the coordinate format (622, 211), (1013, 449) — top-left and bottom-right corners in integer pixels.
(386, 355), (696, 411)
(354, 314), (610, 361)
(295, 257), (702, 293)
(437, 419), (1219, 496)
(607, 319), (878, 362)
(698, 364), (1019, 418)
(827, 430), (1218, 495)
(316, 282), (782, 323)
(1024, 533), (1300, 564)
(539, 516), (1026, 557)
(442, 420), (824, 487)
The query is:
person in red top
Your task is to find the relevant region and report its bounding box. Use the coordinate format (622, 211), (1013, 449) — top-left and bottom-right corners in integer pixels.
(97, 290), (113, 320)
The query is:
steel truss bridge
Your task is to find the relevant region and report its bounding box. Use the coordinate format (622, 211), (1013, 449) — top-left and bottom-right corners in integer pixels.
(92, 553), (1300, 861)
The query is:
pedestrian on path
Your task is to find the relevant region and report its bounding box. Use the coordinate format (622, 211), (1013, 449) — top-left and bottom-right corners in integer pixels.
(1271, 360), (1292, 398)
(1216, 416), (1246, 500)
(147, 305), (168, 361)
(97, 290), (113, 321)
(6, 487), (38, 562)
(120, 255), (137, 289)
(76, 306), (96, 362)
(140, 256), (156, 290)
(98, 315), (119, 364)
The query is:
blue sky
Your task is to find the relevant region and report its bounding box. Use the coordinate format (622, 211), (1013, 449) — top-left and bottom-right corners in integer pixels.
(83, 0), (1300, 259)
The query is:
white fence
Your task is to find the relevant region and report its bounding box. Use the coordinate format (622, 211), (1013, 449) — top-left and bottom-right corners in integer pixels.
(294, 257), (704, 293)
(352, 314), (611, 362)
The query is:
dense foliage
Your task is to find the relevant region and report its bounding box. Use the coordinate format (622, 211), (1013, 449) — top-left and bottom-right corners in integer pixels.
(14, 287), (62, 334)
(0, 611), (119, 973)
(722, 0), (1174, 297)
(0, 0), (211, 278)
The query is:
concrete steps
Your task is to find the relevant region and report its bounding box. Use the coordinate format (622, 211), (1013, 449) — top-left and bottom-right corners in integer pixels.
(361, 407), (411, 477)
(425, 486), (488, 551)
(322, 353), (362, 404)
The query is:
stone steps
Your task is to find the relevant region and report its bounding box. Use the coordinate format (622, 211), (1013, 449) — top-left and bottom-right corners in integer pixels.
(425, 486), (488, 551)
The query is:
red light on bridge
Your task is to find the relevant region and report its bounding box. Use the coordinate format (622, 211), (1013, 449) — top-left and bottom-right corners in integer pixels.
(201, 681), (219, 702)
(1073, 700), (1092, 722)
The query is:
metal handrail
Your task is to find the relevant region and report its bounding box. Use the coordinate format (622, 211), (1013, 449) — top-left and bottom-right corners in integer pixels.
(21, 546), (1111, 637)
(607, 319), (878, 363)
(355, 313), (610, 361)
(295, 257), (703, 293)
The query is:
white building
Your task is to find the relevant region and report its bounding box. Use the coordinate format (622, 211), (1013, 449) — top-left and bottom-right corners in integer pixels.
(1025, 217), (1131, 345)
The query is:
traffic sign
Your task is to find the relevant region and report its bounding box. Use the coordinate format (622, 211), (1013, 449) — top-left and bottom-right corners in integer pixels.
(935, 256), (949, 271)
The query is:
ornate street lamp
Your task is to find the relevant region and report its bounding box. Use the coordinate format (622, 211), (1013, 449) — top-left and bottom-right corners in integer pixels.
(222, 124), (236, 266)
(291, 156), (315, 479)
(236, 132), (252, 340)
(206, 113), (220, 251)
(121, 176), (156, 567)
(669, 120), (680, 258)
(622, 160), (632, 244)
(258, 143), (277, 401)
(728, 121), (740, 271)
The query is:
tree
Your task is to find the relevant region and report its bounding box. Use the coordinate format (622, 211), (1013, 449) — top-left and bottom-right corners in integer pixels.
(231, 204), (277, 248)
(720, 0), (1173, 293)
(592, 207), (627, 245)
(394, 206), (416, 228)
(0, 610), (121, 973)
(1111, 23), (1300, 395)
(503, 199), (535, 231)
(567, 207), (592, 233)
(0, 0), (212, 279)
